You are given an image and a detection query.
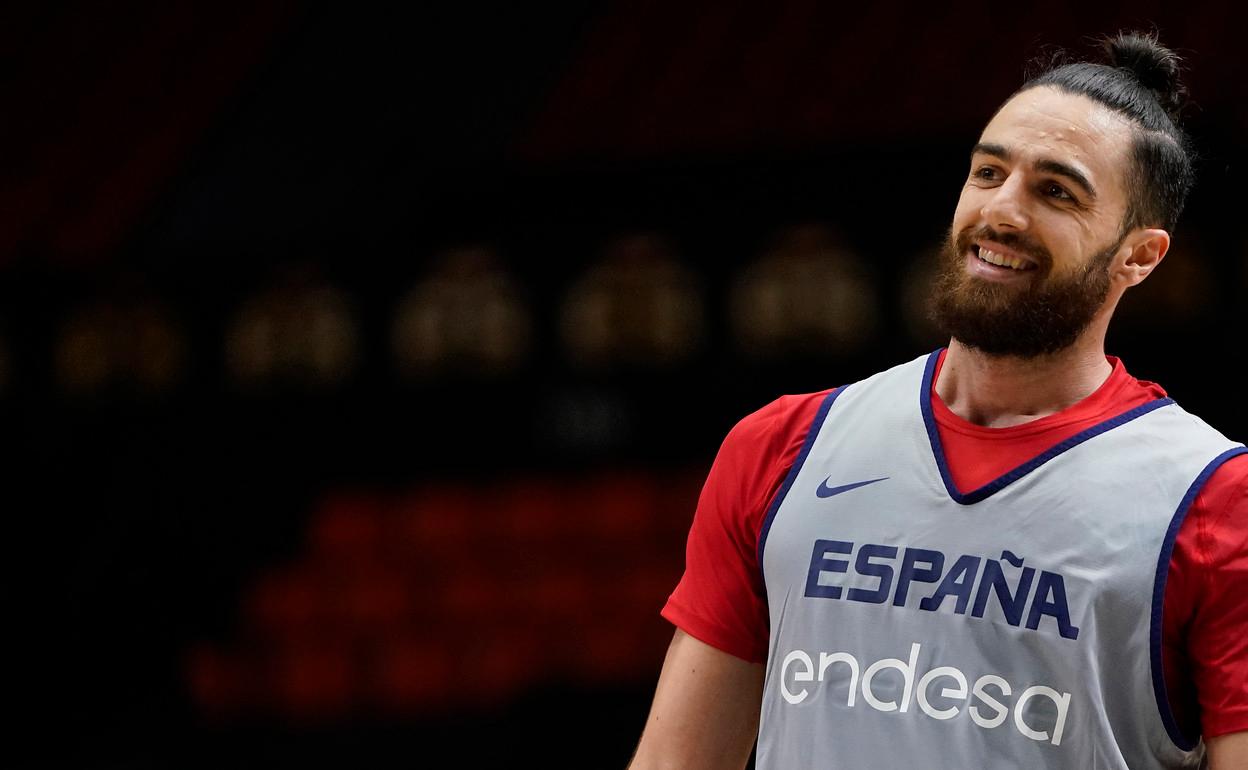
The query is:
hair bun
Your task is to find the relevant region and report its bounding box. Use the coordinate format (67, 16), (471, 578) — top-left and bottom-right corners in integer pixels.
(1104, 31), (1186, 119)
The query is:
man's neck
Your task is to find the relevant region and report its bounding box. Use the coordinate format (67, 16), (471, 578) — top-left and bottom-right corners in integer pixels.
(934, 339), (1115, 428)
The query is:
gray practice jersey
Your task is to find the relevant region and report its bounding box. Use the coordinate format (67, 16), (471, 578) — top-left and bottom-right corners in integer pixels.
(756, 352), (1246, 769)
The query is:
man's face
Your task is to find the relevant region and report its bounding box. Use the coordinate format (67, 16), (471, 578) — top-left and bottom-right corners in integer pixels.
(931, 86), (1136, 358)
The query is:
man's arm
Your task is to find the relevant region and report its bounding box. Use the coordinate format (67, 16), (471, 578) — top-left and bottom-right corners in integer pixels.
(1207, 730), (1248, 769)
(628, 629), (765, 770)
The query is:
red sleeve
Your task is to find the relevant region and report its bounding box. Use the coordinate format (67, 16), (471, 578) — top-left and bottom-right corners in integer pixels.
(661, 391), (831, 663)
(1164, 452), (1248, 738)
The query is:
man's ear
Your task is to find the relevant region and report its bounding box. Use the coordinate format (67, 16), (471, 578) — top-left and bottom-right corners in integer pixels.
(1115, 228), (1170, 287)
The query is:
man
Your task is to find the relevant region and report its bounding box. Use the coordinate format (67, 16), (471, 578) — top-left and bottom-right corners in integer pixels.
(629, 33), (1248, 769)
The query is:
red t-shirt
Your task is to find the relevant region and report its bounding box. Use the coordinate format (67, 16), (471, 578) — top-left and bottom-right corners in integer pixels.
(663, 351), (1248, 739)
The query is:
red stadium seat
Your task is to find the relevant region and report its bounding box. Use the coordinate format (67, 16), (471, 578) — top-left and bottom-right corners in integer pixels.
(334, 566), (414, 636)
(492, 477), (569, 544)
(308, 491), (388, 559)
(187, 643), (249, 713)
(271, 639), (357, 718)
(393, 483), (481, 559)
(246, 567), (322, 638)
(370, 636), (457, 712)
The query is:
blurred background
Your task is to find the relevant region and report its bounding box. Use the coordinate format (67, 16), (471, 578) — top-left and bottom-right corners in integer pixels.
(5, 1), (1246, 767)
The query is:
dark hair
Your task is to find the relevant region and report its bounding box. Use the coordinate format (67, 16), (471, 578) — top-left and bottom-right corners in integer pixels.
(1018, 31), (1194, 232)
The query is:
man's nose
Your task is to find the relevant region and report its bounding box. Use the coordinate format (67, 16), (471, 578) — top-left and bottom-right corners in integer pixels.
(980, 175), (1030, 231)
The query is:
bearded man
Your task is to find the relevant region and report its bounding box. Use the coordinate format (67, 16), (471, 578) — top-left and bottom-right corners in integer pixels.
(629, 32), (1248, 770)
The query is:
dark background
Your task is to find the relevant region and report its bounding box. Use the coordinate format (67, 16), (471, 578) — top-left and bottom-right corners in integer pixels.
(5, 2), (1246, 767)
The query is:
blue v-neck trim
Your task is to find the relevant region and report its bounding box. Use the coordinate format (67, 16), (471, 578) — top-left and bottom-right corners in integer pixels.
(920, 349), (1175, 506)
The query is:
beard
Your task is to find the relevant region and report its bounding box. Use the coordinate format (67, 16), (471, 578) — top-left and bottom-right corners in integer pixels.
(928, 226), (1118, 358)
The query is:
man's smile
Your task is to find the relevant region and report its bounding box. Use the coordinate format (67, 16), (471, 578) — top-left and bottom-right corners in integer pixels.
(973, 240), (1039, 271)
(965, 239), (1042, 283)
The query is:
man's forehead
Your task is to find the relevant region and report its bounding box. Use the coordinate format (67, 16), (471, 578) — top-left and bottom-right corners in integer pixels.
(978, 86), (1132, 189)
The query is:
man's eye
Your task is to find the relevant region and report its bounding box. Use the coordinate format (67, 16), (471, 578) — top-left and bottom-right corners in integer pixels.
(973, 167), (999, 181)
(1045, 183), (1074, 201)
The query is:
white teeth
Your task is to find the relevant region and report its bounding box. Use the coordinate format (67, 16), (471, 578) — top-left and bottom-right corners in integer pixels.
(977, 247), (1029, 270)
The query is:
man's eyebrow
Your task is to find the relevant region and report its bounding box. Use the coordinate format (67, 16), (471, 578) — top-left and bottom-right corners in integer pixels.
(971, 142), (1011, 162)
(1035, 158), (1097, 201)
(970, 142), (1098, 201)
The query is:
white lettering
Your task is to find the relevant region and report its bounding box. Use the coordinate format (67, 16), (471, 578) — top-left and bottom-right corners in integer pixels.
(781, 650), (815, 705)
(776, 642), (1074, 747)
(916, 665), (968, 720)
(861, 642), (920, 712)
(969, 674), (1012, 729)
(1015, 685), (1071, 746)
(818, 652), (860, 707)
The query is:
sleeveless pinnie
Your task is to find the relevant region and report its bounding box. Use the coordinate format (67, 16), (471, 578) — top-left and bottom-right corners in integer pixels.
(756, 352), (1246, 769)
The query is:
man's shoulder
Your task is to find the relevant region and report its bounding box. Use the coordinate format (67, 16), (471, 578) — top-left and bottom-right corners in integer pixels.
(1153, 399), (1245, 451)
(1200, 451), (1248, 509)
(725, 355), (933, 448)
(720, 353), (935, 460)
(698, 390), (841, 529)
(707, 390), (837, 478)
(729, 389), (836, 446)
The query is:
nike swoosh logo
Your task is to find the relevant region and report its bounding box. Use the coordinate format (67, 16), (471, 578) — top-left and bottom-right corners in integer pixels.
(816, 476), (889, 498)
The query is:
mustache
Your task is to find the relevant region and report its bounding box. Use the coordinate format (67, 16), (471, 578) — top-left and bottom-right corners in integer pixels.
(953, 226), (1051, 268)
